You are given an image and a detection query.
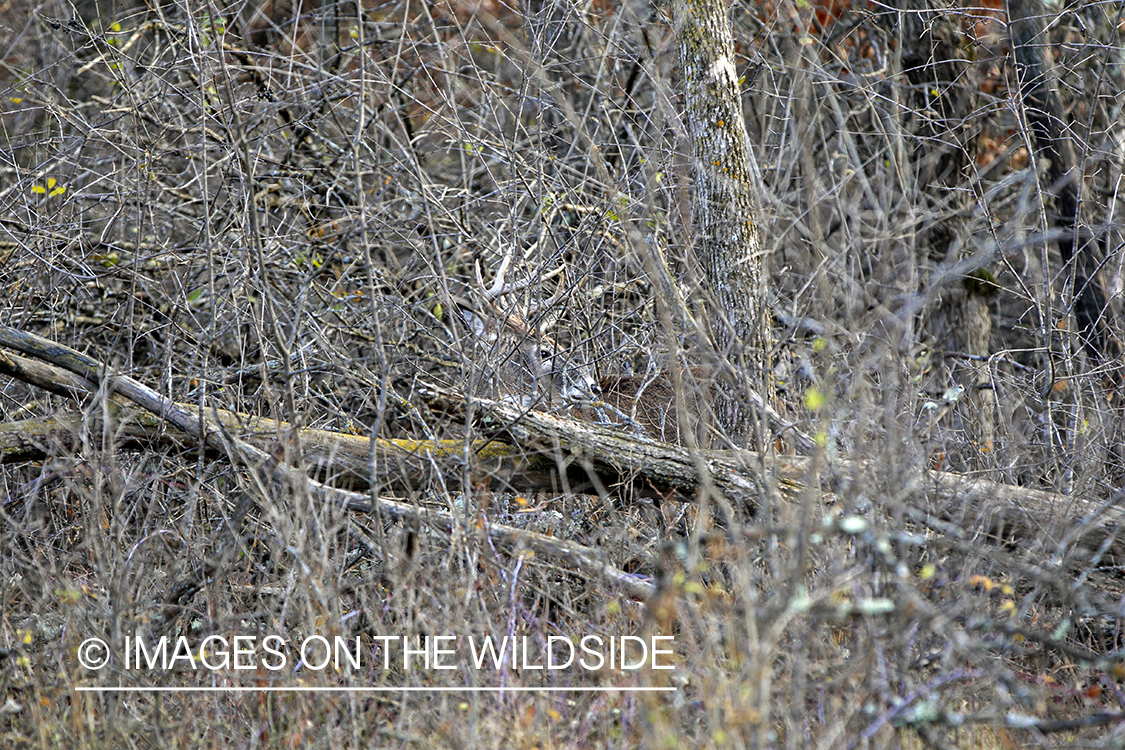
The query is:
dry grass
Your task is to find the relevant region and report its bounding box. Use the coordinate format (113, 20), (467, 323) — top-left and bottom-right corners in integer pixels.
(2, 0), (1125, 747)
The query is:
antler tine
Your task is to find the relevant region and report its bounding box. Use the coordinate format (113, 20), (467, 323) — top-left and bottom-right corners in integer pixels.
(522, 263), (576, 333)
(541, 263), (566, 284)
(476, 249), (574, 331)
(476, 252), (514, 302)
(529, 263), (568, 313)
(478, 254), (569, 303)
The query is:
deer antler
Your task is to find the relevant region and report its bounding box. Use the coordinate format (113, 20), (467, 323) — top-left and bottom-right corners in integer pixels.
(476, 251), (514, 301)
(475, 253), (570, 325)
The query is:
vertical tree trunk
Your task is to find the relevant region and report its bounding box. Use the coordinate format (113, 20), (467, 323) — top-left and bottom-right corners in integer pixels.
(877, 2), (996, 467)
(673, 0), (772, 444)
(960, 287), (997, 463)
(1007, 0), (1117, 364)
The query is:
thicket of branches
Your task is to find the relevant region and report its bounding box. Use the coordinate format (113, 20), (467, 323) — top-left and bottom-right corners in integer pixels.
(2, 0), (1125, 746)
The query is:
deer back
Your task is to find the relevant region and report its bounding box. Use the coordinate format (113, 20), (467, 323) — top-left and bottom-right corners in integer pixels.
(587, 368), (715, 446)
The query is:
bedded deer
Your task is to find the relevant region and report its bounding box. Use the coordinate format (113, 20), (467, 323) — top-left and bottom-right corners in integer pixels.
(462, 300), (715, 445)
(460, 303), (602, 407)
(460, 259), (715, 445)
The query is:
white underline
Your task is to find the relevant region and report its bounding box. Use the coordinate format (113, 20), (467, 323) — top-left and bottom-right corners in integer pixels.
(76, 685), (676, 693)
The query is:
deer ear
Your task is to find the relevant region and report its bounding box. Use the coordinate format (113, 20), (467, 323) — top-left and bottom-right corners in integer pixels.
(535, 308), (562, 336)
(459, 307), (492, 341)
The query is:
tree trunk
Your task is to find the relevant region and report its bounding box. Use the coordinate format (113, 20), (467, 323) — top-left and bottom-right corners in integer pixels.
(673, 0), (772, 445)
(1007, 0), (1118, 364)
(878, 1), (997, 467)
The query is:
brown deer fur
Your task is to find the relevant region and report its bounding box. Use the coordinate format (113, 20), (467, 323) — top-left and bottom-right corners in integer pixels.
(462, 304), (715, 446)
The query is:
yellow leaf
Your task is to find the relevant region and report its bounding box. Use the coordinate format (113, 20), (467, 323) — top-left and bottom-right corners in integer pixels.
(31, 185), (45, 194)
(55, 587), (82, 604)
(804, 387), (826, 411)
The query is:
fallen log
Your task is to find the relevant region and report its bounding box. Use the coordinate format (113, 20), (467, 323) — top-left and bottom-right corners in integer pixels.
(1, 324), (1123, 581)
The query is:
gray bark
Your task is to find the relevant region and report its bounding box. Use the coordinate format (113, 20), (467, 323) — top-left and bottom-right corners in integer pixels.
(673, 0), (772, 444)
(1007, 0), (1118, 363)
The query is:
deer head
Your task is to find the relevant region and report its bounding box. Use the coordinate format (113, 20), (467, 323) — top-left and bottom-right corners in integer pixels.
(461, 257), (600, 407)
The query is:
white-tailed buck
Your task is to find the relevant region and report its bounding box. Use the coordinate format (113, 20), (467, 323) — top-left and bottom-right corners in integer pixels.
(460, 303), (601, 407)
(461, 257), (714, 445)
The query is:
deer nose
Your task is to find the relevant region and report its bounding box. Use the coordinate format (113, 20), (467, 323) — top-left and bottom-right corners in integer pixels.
(565, 375), (601, 403)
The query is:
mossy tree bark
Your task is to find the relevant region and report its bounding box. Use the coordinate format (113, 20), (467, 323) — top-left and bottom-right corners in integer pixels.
(673, 0), (772, 446)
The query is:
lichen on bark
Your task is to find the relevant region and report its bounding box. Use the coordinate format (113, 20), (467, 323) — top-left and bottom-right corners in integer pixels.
(673, 0), (772, 443)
